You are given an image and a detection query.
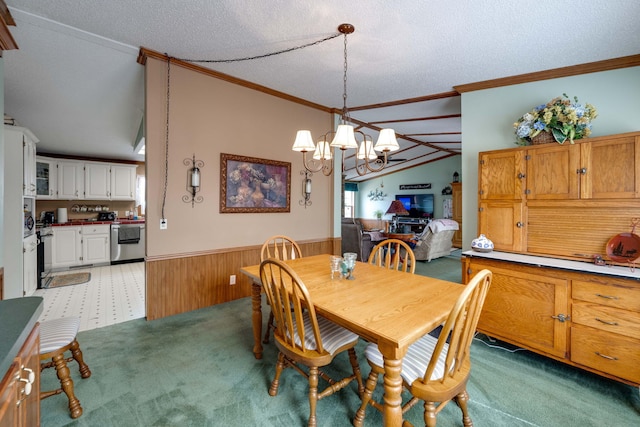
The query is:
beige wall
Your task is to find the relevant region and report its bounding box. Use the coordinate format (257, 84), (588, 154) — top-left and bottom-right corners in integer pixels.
(144, 58), (335, 258)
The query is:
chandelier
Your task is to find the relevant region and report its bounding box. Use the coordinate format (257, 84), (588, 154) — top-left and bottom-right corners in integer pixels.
(292, 24), (399, 177)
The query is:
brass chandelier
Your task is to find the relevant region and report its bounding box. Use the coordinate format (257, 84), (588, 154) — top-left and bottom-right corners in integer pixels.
(292, 24), (399, 177)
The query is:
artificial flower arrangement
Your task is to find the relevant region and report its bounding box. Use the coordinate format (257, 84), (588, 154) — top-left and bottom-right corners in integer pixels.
(514, 94), (597, 145)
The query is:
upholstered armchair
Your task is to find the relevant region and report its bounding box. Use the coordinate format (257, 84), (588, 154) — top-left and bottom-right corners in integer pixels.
(341, 218), (375, 261)
(413, 219), (459, 262)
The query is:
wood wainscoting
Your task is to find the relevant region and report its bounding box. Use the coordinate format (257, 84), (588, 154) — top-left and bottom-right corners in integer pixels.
(146, 237), (338, 320)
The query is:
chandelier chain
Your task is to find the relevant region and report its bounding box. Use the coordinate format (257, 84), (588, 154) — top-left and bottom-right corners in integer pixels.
(341, 31), (349, 123)
(172, 32), (341, 64)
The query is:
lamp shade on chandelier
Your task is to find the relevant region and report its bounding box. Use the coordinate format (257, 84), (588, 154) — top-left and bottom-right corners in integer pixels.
(292, 24), (399, 177)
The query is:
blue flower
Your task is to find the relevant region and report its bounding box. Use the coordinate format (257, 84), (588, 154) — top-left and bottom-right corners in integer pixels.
(533, 121), (546, 131)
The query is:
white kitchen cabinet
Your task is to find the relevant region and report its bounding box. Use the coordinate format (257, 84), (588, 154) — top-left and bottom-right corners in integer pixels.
(110, 164), (137, 200)
(52, 225), (111, 268)
(52, 226), (82, 268)
(57, 160), (84, 200)
(22, 136), (37, 197)
(22, 235), (38, 296)
(84, 162), (111, 199)
(82, 225), (110, 265)
(35, 156), (57, 199)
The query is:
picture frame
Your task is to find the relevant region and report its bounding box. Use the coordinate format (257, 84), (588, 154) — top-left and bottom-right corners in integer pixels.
(220, 153), (291, 213)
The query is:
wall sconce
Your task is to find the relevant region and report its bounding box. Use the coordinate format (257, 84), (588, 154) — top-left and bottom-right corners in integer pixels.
(299, 170), (312, 208)
(183, 154), (204, 207)
(453, 171), (460, 183)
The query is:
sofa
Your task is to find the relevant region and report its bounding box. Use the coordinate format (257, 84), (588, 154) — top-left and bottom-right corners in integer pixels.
(413, 219), (459, 262)
(341, 218), (375, 262)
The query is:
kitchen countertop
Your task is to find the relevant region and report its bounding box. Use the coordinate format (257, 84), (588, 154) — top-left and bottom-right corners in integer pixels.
(49, 219), (146, 226)
(0, 296), (43, 377)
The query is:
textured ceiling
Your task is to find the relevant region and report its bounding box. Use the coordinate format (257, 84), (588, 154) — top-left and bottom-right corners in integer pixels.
(4, 1), (640, 181)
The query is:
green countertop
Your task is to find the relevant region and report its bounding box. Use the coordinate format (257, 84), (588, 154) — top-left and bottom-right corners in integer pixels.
(0, 296), (43, 377)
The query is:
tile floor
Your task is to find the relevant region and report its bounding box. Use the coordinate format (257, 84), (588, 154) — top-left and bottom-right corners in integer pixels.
(33, 261), (145, 332)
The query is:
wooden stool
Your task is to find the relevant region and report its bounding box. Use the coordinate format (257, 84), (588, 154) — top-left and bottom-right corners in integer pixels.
(39, 317), (91, 419)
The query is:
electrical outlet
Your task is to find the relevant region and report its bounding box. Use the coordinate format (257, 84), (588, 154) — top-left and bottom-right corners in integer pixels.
(160, 218), (167, 229)
(230, 274), (236, 285)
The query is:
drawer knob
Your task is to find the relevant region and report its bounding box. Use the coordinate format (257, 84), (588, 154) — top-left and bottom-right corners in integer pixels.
(595, 317), (618, 326)
(595, 352), (618, 361)
(551, 313), (570, 322)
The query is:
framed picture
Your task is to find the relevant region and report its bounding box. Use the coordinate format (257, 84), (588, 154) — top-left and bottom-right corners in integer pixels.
(220, 153), (291, 213)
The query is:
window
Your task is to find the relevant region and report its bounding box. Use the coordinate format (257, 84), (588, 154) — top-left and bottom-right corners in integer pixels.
(344, 190), (355, 218)
(136, 175), (146, 215)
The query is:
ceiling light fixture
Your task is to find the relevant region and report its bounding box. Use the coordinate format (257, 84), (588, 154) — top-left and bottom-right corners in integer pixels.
(292, 24), (399, 177)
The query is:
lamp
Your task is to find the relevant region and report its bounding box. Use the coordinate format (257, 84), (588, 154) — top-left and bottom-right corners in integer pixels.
(292, 24), (400, 177)
(183, 154), (204, 207)
(299, 170), (312, 208)
(453, 171), (460, 183)
(385, 200), (409, 232)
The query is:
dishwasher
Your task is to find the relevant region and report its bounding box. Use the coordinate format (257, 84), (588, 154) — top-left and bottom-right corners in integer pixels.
(110, 223), (145, 263)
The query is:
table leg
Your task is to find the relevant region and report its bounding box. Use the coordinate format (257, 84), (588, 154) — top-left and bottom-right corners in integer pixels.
(251, 281), (263, 359)
(382, 355), (403, 426)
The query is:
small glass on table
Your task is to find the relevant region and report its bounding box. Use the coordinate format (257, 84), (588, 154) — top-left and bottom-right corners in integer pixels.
(343, 252), (357, 280)
(330, 256), (343, 279)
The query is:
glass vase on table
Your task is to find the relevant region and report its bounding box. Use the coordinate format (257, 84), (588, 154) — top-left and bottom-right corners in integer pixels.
(342, 252), (357, 280)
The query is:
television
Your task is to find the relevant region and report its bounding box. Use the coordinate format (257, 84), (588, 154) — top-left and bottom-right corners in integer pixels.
(395, 194), (434, 219)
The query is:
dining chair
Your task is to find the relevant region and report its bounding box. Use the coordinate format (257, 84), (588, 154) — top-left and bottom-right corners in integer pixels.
(353, 269), (493, 427)
(260, 235), (303, 343)
(260, 258), (364, 427)
(368, 238), (416, 274)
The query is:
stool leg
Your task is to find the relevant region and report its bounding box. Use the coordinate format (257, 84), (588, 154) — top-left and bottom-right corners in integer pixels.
(70, 339), (91, 379)
(52, 352), (83, 419)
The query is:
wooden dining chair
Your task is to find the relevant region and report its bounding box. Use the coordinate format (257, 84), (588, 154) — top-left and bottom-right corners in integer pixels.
(353, 269), (492, 427)
(260, 258), (364, 427)
(260, 235), (303, 343)
(368, 238), (416, 274)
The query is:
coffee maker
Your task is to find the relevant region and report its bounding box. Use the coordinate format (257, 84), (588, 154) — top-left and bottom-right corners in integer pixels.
(41, 211), (56, 225)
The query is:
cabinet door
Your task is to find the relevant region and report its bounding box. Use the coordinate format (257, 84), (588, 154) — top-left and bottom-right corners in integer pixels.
(581, 135), (640, 199)
(23, 138), (37, 197)
(22, 235), (38, 297)
(52, 226), (82, 268)
(479, 150), (525, 200)
(82, 225), (111, 264)
(16, 326), (40, 427)
(526, 143), (580, 199)
(464, 258), (569, 358)
(36, 157), (57, 199)
(110, 165), (137, 200)
(478, 201), (525, 252)
(0, 362), (18, 425)
(451, 182), (462, 248)
(57, 161), (84, 200)
(84, 162), (111, 199)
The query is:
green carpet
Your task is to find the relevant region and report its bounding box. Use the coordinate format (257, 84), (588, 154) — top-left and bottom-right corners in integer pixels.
(40, 254), (640, 426)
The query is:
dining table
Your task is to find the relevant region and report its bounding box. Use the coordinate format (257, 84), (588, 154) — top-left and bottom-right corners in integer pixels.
(240, 253), (464, 427)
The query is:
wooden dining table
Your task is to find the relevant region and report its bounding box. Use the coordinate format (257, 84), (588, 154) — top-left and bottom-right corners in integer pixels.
(240, 254), (464, 427)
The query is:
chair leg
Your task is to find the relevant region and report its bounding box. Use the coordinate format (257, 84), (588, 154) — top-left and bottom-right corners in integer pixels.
(263, 310), (275, 343)
(424, 401), (437, 427)
(70, 339), (92, 379)
(52, 352), (83, 419)
(347, 348), (364, 396)
(269, 352), (286, 396)
(308, 366), (318, 427)
(353, 371), (379, 427)
(455, 390), (473, 427)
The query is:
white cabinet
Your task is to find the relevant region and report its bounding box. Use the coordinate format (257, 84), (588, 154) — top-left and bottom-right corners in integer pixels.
(110, 164), (137, 200)
(82, 225), (110, 265)
(84, 162), (111, 199)
(52, 226), (82, 268)
(22, 235), (37, 296)
(52, 225), (110, 268)
(35, 156), (57, 199)
(57, 160), (84, 200)
(22, 136), (37, 197)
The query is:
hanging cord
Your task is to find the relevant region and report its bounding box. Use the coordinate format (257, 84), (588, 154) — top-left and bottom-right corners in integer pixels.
(173, 32), (341, 64)
(161, 56), (171, 220)
(340, 30), (349, 123)
(159, 31), (340, 218)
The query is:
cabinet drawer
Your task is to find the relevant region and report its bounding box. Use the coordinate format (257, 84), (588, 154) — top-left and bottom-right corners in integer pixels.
(571, 325), (640, 383)
(82, 224), (110, 235)
(572, 280), (640, 311)
(572, 301), (640, 340)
